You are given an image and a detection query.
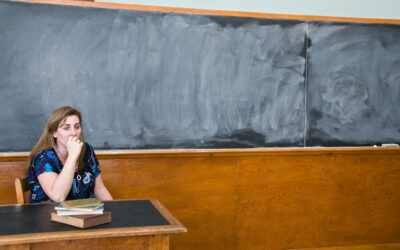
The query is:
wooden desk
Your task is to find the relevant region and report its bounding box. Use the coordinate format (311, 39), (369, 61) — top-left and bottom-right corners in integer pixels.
(0, 199), (186, 249)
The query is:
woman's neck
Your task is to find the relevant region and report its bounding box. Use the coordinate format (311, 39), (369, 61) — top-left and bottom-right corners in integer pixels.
(54, 144), (68, 164)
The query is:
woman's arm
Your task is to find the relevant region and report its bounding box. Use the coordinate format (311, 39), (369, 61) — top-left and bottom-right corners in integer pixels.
(94, 174), (113, 201)
(37, 137), (82, 202)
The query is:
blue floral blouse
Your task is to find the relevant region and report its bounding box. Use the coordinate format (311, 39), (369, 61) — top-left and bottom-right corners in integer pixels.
(28, 143), (101, 203)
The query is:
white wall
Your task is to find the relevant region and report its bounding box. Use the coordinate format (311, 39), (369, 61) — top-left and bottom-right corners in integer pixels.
(96, 0), (400, 20)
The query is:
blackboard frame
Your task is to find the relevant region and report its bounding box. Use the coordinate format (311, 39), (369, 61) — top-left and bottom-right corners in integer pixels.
(11, 0), (400, 25)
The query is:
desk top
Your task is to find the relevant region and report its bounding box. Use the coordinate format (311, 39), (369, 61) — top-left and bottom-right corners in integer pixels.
(0, 199), (186, 245)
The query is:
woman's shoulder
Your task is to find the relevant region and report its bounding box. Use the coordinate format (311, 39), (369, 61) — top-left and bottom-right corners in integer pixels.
(30, 148), (59, 168)
(83, 142), (101, 174)
(32, 148), (57, 162)
(85, 142), (94, 149)
(83, 142), (98, 162)
(84, 142), (95, 154)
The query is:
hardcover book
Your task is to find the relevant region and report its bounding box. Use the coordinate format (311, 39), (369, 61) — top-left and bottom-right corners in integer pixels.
(51, 211), (111, 229)
(56, 207), (104, 216)
(60, 198), (102, 208)
(55, 203), (104, 213)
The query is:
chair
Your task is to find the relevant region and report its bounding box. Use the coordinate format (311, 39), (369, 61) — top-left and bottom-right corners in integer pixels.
(15, 177), (30, 204)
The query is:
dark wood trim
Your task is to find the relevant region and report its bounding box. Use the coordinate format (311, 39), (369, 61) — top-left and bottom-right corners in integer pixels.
(1, 147), (400, 162)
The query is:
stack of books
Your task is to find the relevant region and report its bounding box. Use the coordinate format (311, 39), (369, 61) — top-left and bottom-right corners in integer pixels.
(55, 198), (104, 215)
(51, 198), (111, 229)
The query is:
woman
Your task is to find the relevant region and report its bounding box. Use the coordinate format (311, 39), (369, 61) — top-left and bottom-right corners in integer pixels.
(26, 106), (113, 203)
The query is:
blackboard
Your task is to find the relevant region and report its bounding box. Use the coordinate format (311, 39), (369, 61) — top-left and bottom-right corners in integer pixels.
(307, 23), (400, 146)
(0, 0), (399, 151)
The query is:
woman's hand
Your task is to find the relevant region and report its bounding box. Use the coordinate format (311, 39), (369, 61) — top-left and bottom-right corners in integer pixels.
(66, 136), (83, 160)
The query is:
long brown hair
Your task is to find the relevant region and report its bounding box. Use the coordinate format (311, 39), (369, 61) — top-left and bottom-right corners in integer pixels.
(26, 106), (86, 173)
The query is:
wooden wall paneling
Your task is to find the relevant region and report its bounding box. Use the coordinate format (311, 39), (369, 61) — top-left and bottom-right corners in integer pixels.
(289, 242), (400, 249)
(0, 161), (26, 204)
(236, 151), (400, 250)
(0, 148), (399, 249)
(1, 243), (30, 250)
(99, 155), (238, 250)
(27, 235), (168, 250)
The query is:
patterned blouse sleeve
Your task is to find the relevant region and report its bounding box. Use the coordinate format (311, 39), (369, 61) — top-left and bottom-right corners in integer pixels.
(87, 143), (101, 178)
(31, 150), (60, 177)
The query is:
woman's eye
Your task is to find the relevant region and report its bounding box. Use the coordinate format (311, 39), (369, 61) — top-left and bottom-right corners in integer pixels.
(63, 127), (69, 130)
(75, 125), (81, 130)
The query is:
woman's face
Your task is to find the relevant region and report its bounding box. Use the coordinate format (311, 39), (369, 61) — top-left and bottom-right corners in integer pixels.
(53, 115), (82, 149)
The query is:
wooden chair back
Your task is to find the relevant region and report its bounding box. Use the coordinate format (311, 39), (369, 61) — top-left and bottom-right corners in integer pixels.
(15, 177), (29, 204)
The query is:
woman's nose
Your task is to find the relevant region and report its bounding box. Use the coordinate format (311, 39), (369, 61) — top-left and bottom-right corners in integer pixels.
(70, 128), (77, 136)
